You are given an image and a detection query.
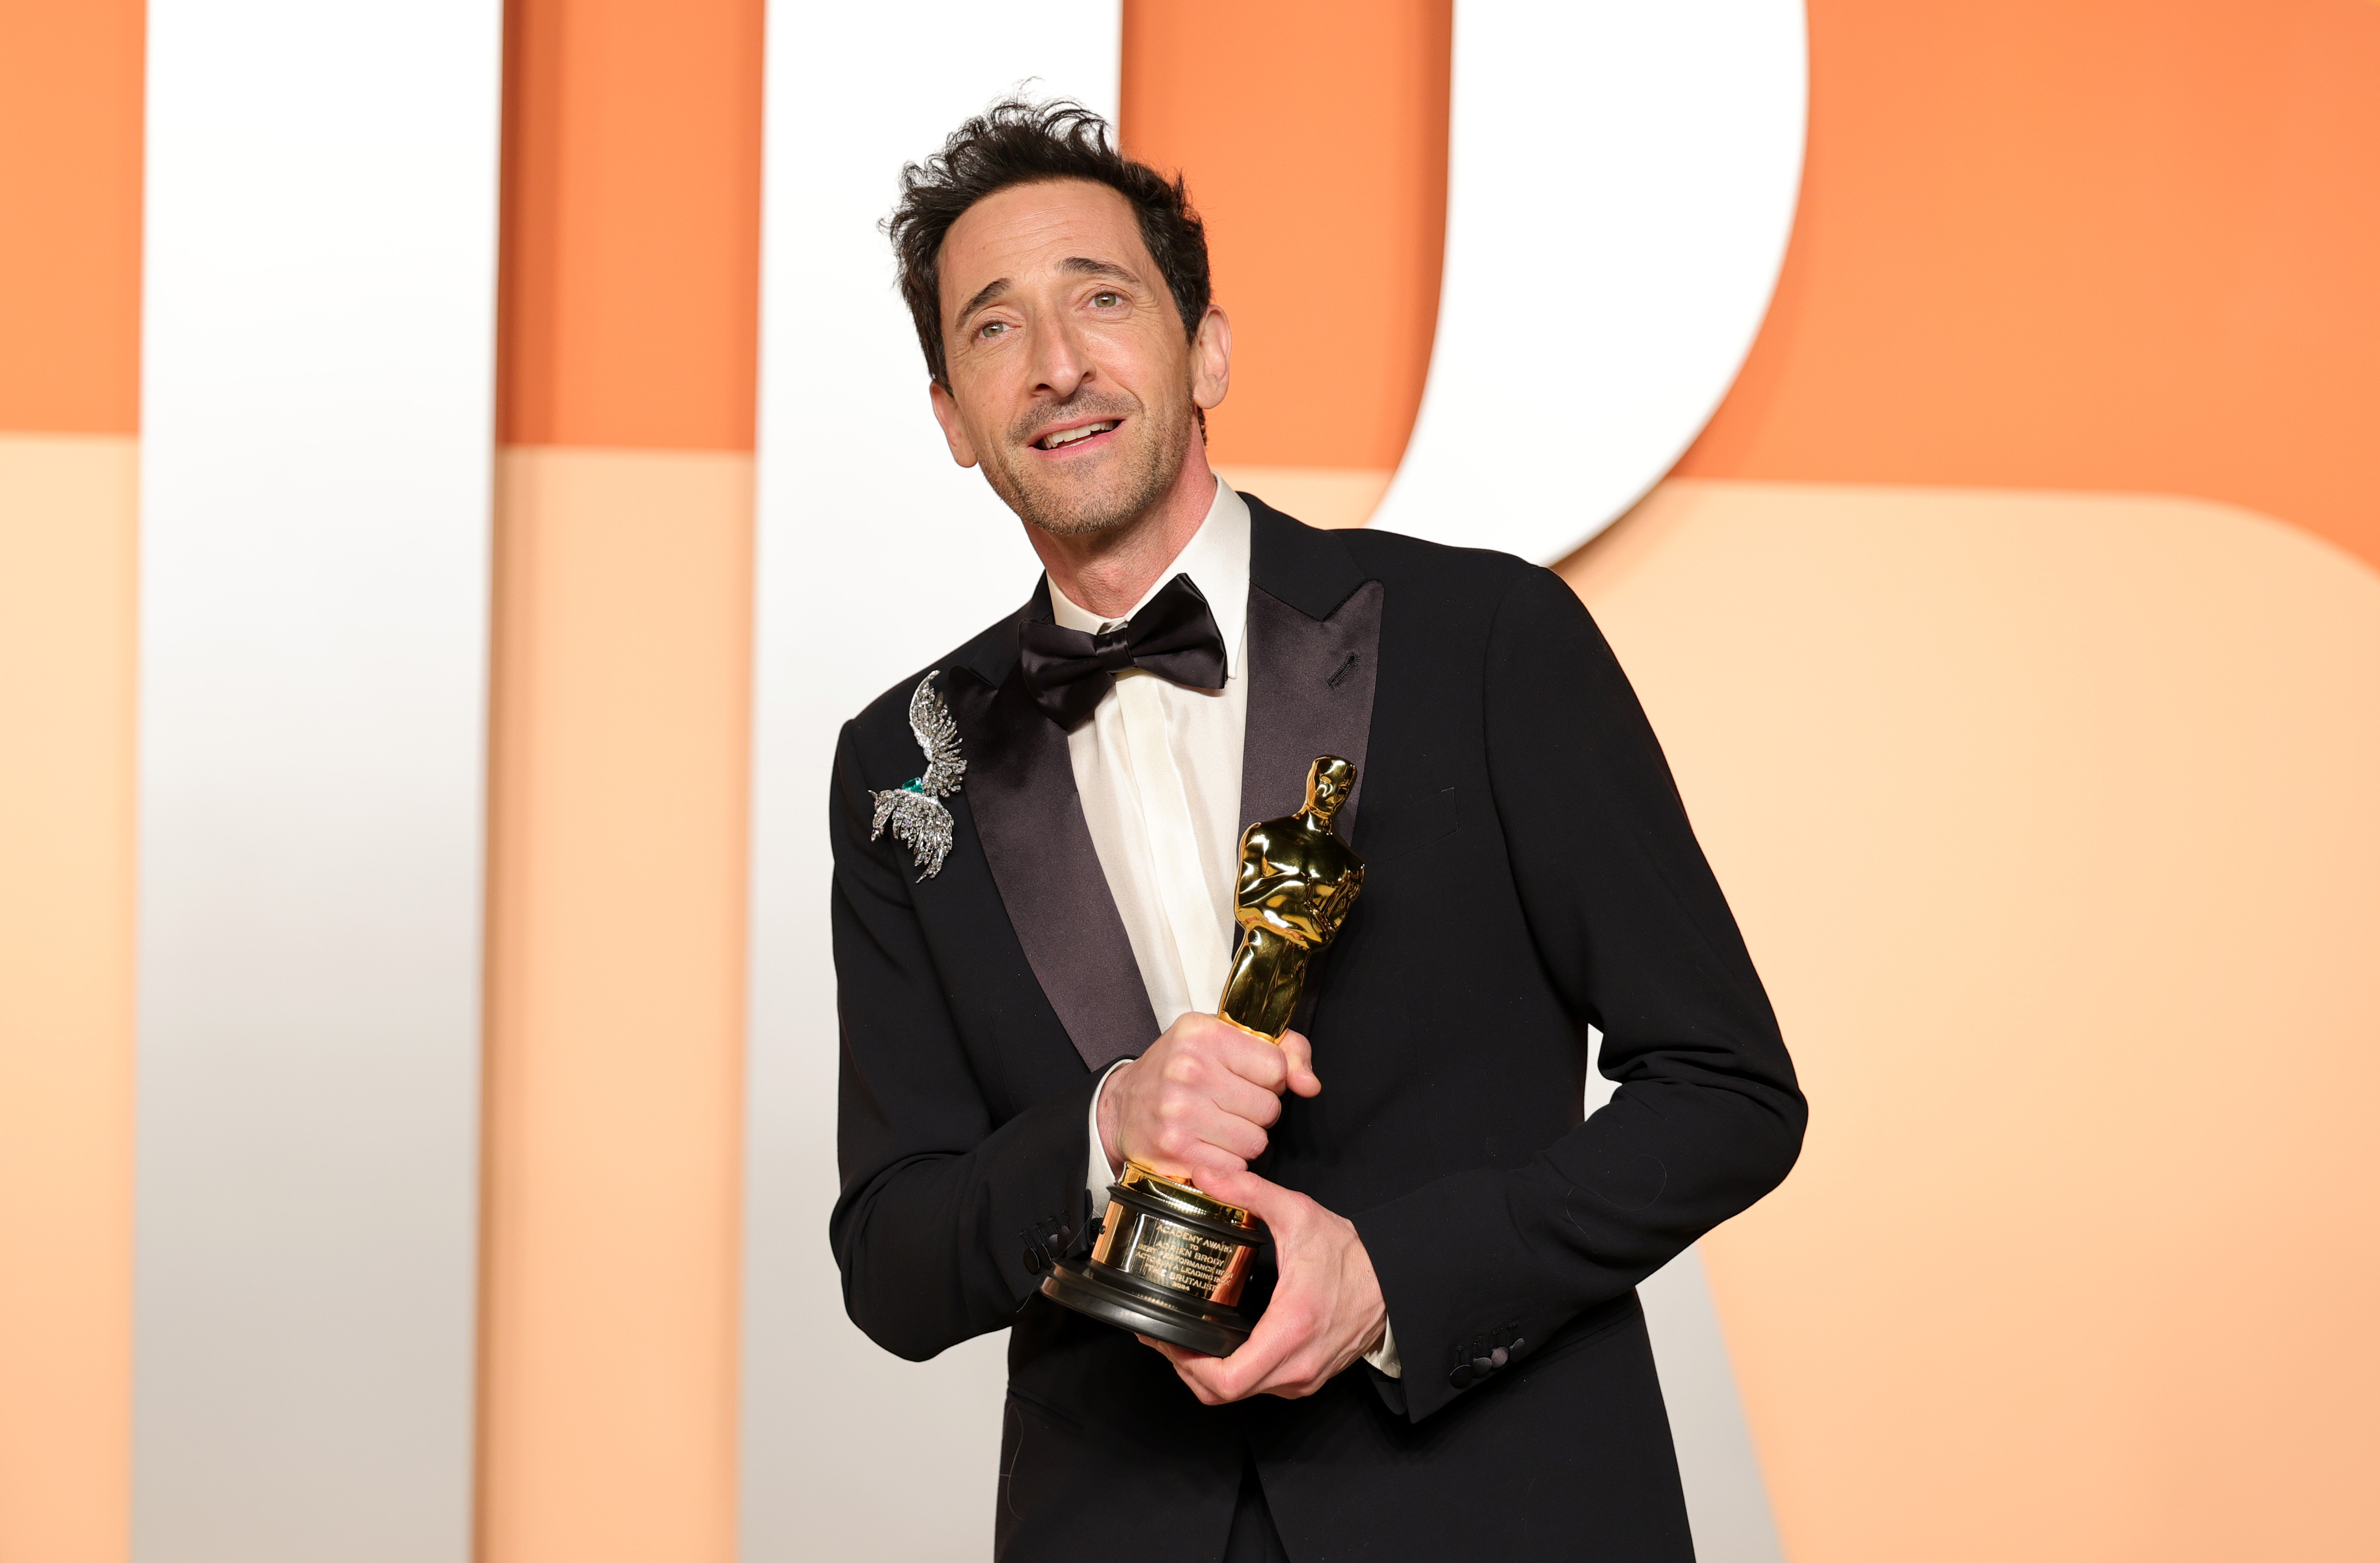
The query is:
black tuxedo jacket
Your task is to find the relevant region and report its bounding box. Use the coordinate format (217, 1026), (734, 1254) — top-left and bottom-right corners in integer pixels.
(829, 498), (1804, 1562)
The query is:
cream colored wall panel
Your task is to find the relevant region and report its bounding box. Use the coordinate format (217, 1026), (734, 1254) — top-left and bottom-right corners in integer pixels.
(133, 4), (503, 1558)
(1565, 479), (2380, 1562)
(0, 433), (139, 1563)
(479, 445), (754, 1563)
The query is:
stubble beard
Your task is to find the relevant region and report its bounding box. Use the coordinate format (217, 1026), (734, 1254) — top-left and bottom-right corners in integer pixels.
(982, 387), (1194, 540)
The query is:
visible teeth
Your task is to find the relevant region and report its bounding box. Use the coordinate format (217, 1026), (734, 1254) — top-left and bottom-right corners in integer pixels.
(1041, 420), (1115, 449)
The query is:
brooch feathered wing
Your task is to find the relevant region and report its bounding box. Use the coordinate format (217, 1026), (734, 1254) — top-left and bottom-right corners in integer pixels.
(869, 670), (967, 880)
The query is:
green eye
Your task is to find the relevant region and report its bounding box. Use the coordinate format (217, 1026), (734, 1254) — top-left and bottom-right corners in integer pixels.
(981, 321), (1005, 337)
(1092, 291), (1121, 307)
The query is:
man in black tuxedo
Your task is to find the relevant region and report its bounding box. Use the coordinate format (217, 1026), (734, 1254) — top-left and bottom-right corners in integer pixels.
(830, 100), (1805, 1562)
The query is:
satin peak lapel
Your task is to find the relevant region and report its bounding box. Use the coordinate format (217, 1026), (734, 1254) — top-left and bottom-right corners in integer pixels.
(952, 664), (1159, 1074)
(1239, 498), (1383, 845)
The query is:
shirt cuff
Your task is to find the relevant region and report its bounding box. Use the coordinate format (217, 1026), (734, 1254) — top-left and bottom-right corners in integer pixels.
(1364, 1318), (1402, 1379)
(1085, 1059), (1131, 1203)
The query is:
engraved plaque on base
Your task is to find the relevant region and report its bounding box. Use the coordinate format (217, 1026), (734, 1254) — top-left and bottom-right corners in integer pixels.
(1036, 1164), (1264, 1356)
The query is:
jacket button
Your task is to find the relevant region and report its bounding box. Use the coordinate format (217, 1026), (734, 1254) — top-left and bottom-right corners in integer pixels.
(1510, 1338), (1526, 1355)
(1448, 1364), (1476, 1389)
(1489, 1346), (1509, 1369)
(1023, 1247), (1047, 1274)
(1471, 1355), (1496, 1375)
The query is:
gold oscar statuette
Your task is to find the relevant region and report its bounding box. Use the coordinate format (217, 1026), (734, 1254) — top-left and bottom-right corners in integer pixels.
(1040, 757), (1366, 1354)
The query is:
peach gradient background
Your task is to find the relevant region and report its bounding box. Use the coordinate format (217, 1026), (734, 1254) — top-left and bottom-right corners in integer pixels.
(476, 3), (762, 1561)
(0, 5), (142, 1562)
(3, 1), (2376, 1559)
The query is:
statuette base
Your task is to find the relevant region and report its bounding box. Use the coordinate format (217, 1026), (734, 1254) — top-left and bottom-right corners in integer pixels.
(1040, 1164), (1266, 1357)
(1039, 1256), (1253, 1357)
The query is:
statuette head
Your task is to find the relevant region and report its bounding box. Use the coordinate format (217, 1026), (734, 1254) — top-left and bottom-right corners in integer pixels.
(1302, 756), (1356, 823)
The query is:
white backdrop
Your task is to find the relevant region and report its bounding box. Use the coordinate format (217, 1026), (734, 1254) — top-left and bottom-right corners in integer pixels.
(1374, 0), (1807, 562)
(744, 3), (1803, 1557)
(134, 2), (502, 1559)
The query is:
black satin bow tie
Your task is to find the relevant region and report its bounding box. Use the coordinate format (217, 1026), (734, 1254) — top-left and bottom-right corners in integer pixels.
(1018, 573), (1229, 728)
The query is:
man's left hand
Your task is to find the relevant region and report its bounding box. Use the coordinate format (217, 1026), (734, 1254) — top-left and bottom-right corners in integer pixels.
(1140, 1168), (1387, 1404)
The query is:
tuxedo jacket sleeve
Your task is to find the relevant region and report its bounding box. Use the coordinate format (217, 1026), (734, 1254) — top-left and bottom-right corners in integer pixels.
(1348, 563), (1806, 1423)
(825, 715), (1102, 1362)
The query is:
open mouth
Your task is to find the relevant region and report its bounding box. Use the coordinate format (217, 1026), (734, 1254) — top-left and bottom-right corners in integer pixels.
(1032, 418), (1121, 453)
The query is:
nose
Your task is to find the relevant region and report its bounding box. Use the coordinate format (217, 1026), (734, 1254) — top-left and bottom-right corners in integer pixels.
(1031, 308), (1092, 404)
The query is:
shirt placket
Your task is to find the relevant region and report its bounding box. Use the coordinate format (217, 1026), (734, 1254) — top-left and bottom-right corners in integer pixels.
(1111, 668), (1229, 1022)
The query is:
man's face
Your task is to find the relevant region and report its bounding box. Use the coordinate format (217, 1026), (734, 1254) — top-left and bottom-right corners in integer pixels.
(928, 179), (1228, 538)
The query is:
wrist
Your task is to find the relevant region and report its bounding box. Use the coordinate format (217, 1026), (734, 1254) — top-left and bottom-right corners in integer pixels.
(1094, 1059), (1131, 1176)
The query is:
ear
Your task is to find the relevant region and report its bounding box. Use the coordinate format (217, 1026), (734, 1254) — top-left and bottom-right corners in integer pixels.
(927, 378), (981, 468)
(1190, 303), (1232, 412)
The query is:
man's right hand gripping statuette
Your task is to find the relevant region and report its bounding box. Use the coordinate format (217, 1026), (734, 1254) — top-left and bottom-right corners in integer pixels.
(1040, 757), (1366, 1356)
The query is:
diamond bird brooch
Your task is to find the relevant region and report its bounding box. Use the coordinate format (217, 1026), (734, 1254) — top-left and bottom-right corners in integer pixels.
(869, 670), (967, 880)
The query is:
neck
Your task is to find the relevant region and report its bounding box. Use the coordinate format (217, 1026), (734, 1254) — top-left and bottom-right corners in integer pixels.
(1029, 438), (1219, 620)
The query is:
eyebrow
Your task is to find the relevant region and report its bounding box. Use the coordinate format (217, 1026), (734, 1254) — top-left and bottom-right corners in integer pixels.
(1059, 256), (1139, 286)
(951, 257), (1146, 334)
(952, 276), (1012, 331)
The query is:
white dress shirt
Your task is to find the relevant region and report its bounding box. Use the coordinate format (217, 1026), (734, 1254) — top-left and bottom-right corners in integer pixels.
(1053, 476), (1399, 1376)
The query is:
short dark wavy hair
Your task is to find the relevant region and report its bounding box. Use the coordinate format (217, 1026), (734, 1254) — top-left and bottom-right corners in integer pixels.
(886, 99), (1210, 387)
